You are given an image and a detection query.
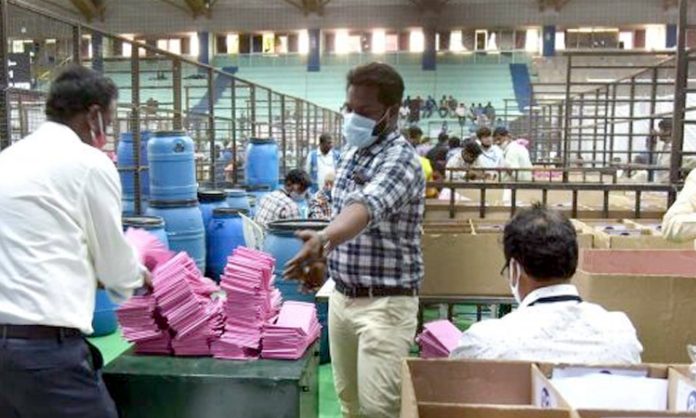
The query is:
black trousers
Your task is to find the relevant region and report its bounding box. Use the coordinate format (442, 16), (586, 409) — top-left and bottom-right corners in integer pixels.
(0, 335), (117, 418)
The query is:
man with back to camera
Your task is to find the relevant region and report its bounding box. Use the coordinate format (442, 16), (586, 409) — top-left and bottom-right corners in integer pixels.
(662, 168), (696, 245)
(254, 169), (311, 229)
(426, 132), (450, 178)
(284, 62), (424, 418)
(494, 127), (533, 182)
(305, 132), (341, 193)
(0, 65), (148, 417)
(450, 204), (643, 364)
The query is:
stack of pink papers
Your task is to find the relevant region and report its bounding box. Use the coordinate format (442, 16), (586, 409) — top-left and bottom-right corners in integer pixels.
(152, 252), (221, 356)
(416, 320), (463, 359)
(261, 301), (321, 360)
(211, 247), (280, 360)
(116, 295), (171, 355)
(124, 228), (175, 272)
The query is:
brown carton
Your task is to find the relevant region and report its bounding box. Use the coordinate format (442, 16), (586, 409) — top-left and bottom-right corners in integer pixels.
(574, 250), (696, 363)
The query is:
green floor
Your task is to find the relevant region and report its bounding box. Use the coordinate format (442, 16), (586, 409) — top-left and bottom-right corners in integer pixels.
(87, 305), (482, 418)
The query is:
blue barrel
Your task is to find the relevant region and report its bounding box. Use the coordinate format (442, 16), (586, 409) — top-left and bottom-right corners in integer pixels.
(147, 200), (206, 273)
(225, 189), (251, 213)
(206, 208), (247, 282)
(246, 185), (272, 217)
(263, 219), (330, 363)
(245, 139), (279, 188)
(122, 215), (169, 248)
(122, 198), (149, 216)
(148, 131), (197, 202)
(198, 189), (228, 230)
(91, 289), (118, 337)
(117, 131), (150, 201)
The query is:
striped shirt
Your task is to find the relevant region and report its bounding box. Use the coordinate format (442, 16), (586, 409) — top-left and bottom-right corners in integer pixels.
(329, 131), (425, 289)
(254, 189), (301, 229)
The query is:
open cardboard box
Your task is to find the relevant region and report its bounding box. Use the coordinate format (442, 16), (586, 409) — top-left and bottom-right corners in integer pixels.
(572, 219), (692, 249)
(574, 250), (696, 363)
(401, 359), (573, 418)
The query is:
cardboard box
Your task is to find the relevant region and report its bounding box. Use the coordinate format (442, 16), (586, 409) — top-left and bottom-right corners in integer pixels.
(573, 219), (692, 250)
(574, 250), (696, 363)
(401, 359), (573, 418)
(421, 219), (592, 296)
(623, 219), (696, 250)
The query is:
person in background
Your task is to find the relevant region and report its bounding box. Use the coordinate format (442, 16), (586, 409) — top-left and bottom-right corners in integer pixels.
(445, 138), (485, 181)
(495, 127), (532, 181)
(447, 95), (458, 115)
(424, 95), (437, 119)
(451, 204), (642, 364)
(254, 169), (311, 229)
(426, 132), (450, 178)
(662, 168), (696, 244)
(305, 133), (341, 193)
(476, 102), (485, 117)
(438, 95), (449, 118)
(455, 102), (468, 130)
(469, 102), (478, 121)
(484, 101), (496, 121)
(0, 65), (147, 417)
(446, 136), (462, 161)
(398, 102), (410, 129)
(309, 171), (336, 221)
(652, 119), (673, 183)
(475, 126), (505, 179)
(285, 62), (424, 418)
(409, 95), (423, 123)
(407, 125), (424, 149)
(495, 117), (506, 129)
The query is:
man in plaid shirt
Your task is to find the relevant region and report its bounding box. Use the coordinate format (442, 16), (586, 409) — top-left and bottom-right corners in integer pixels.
(285, 62), (424, 418)
(253, 169), (311, 229)
(309, 171), (336, 220)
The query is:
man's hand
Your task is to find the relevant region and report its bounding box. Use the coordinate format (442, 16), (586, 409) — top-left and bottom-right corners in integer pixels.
(142, 270), (153, 291)
(283, 230), (324, 281)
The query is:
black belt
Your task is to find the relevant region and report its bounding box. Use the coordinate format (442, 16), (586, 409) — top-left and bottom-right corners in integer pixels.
(334, 280), (419, 298)
(0, 325), (82, 340)
(527, 295), (582, 307)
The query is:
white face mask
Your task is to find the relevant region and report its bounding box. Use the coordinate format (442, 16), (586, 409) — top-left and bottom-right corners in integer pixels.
(342, 110), (388, 149)
(508, 258), (522, 304)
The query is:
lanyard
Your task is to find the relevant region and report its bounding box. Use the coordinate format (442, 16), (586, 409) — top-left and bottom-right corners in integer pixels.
(527, 295), (583, 307)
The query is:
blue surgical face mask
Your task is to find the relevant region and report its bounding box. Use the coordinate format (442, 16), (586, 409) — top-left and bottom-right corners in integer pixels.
(290, 191), (305, 202)
(342, 110), (388, 149)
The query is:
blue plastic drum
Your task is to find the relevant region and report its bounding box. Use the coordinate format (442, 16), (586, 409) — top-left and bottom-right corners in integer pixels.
(225, 189), (251, 213)
(147, 200), (206, 273)
(90, 289), (118, 337)
(122, 215), (169, 248)
(206, 208), (247, 282)
(148, 131), (197, 202)
(117, 131), (150, 203)
(198, 190), (228, 230)
(245, 139), (279, 188)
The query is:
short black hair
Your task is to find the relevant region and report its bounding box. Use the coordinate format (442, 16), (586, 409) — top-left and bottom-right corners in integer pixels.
(493, 127), (509, 138)
(319, 133), (333, 144)
(448, 136), (461, 149)
(45, 65), (118, 123)
(659, 118), (673, 130)
(503, 203), (578, 281)
(462, 139), (482, 158)
(437, 132), (448, 143)
(476, 127), (492, 139)
(346, 62), (404, 108)
(408, 126), (423, 140)
(284, 169), (311, 191)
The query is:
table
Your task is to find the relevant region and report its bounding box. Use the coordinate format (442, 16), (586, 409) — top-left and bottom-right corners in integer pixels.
(103, 343), (319, 418)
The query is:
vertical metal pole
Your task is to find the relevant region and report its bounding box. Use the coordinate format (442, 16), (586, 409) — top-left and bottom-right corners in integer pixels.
(172, 59), (182, 130)
(72, 25), (82, 64)
(280, 95), (287, 176)
(577, 93), (585, 163)
(313, 105), (319, 140)
(131, 47), (142, 214)
(267, 89), (273, 138)
(602, 87), (610, 165)
(671, 0), (688, 186)
(208, 67), (216, 187)
(231, 77), (238, 184)
(609, 84), (617, 166)
(250, 85), (257, 137)
(627, 76), (636, 165)
(592, 90), (599, 167)
(0, 0), (11, 150)
(562, 54), (573, 181)
(556, 104), (563, 164)
(648, 66), (659, 181)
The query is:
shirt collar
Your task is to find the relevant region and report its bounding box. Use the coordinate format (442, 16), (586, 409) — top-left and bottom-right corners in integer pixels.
(40, 121), (84, 144)
(359, 130), (401, 157)
(519, 284), (579, 309)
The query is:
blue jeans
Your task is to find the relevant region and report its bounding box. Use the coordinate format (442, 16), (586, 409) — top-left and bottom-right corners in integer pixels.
(0, 335), (117, 418)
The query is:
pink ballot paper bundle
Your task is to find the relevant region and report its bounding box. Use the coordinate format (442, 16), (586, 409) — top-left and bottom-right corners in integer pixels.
(124, 227), (175, 271)
(211, 247), (282, 360)
(416, 319), (463, 359)
(116, 295), (171, 355)
(261, 301), (321, 360)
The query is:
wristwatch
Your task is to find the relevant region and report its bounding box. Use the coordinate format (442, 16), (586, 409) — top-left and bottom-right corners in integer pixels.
(317, 230), (331, 257)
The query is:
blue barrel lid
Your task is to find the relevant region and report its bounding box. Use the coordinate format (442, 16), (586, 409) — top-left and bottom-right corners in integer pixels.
(119, 131), (150, 141)
(152, 130), (187, 138)
(245, 185), (273, 192)
(213, 207), (249, 217)
(267, 219), (329, 233)
(225, 188), (247, 198)
(198, 189), (227, 202)
(122, 215), (165, 228)
(249, 138), (276, 145)
(149, 199), (199, 208)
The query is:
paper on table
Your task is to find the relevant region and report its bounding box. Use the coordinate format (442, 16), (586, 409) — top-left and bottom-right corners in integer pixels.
(422, 320), (462, 353)
(239, 213), (265, 251)
(551, 374), (668, 411)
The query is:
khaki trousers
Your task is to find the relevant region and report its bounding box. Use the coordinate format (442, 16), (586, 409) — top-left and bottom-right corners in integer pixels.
(329, 290), (419, 418)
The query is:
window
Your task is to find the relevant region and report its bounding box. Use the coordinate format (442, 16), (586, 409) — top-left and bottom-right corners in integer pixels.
(410, 29), (424, 53)
(475, 30), (487, 51)
(385, 33), (399, 52)
(450, 30), (464, 52)
(298, 30), (309, 55)
(216, 35), (227, 54)
(372, 29), (386, 53)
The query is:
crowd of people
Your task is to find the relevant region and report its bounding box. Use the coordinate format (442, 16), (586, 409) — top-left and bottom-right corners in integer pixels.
(399, 96), (506, 131)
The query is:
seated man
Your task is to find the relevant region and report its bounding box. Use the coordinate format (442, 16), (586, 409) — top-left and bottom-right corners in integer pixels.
(254, 169), (311, 229)
(445, 139), (485, 181)
(662, 168), (696, 244)
(494, 127), (533, 182)
(309, 171), (335, 220)
(451, 204), (643, 364)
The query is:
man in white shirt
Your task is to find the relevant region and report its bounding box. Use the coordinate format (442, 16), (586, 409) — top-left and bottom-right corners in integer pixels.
(305, 133), (340, 193)
(0, 66), (146, 418)
(475, 127), (505, 180)
(445, 139), (484, 181)
(662, 169), (696, 245)
(494, 127), (533, 181)
(450, 204), (643, 364)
